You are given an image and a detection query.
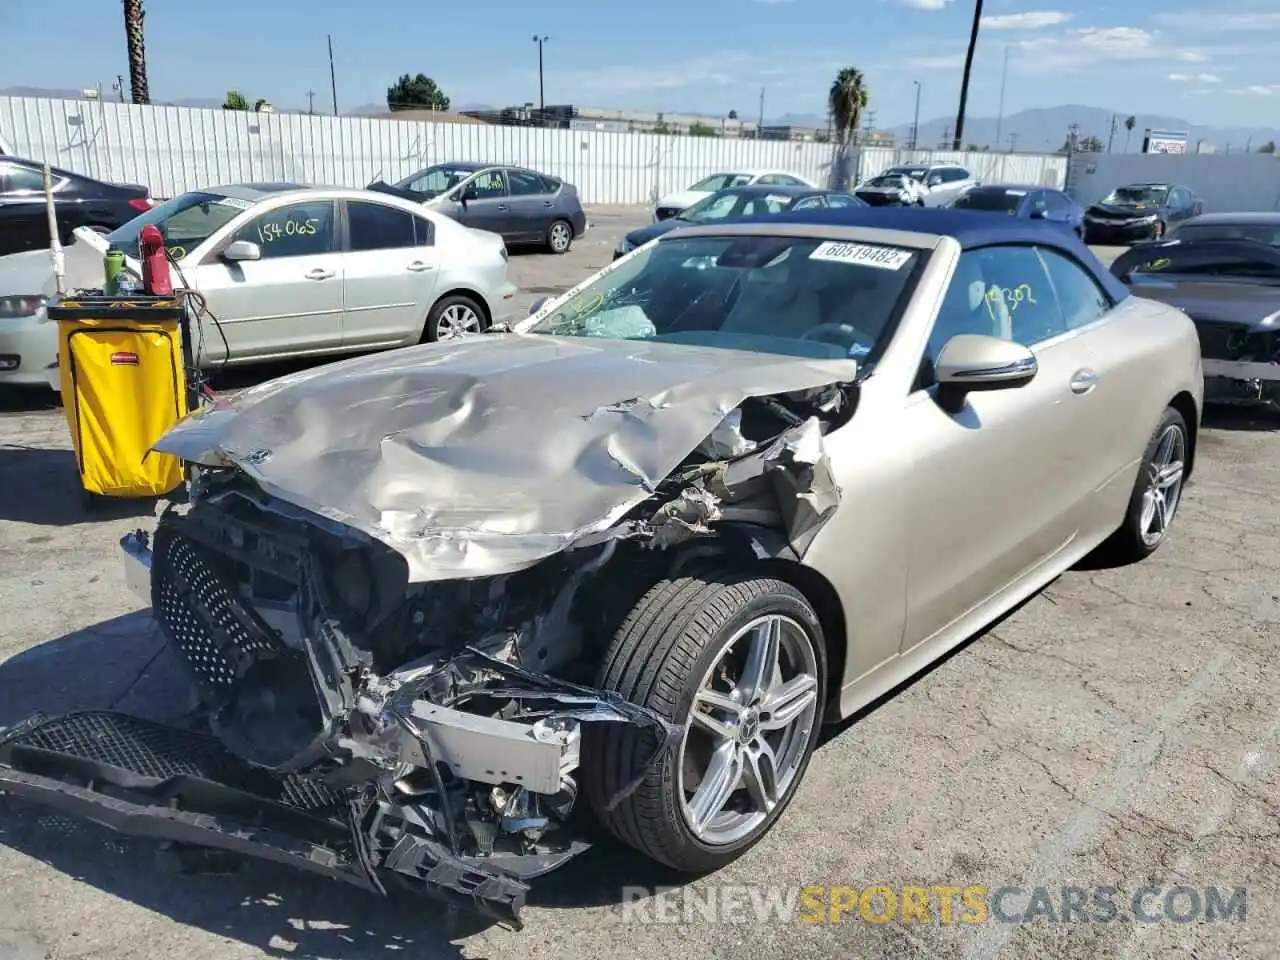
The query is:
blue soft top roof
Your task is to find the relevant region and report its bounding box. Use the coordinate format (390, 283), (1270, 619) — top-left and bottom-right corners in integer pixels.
(726, 205), (1130, 302)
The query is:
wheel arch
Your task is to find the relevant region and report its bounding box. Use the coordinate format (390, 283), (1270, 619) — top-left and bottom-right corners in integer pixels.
(1168, 389), (1199, 481)
(431, 287), (493, 327)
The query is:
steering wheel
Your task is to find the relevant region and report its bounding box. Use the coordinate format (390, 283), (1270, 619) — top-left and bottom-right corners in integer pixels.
(800, 322), (868, 353)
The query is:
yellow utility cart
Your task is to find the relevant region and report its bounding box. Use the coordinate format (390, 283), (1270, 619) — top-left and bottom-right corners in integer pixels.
(48, 294), (193, 503)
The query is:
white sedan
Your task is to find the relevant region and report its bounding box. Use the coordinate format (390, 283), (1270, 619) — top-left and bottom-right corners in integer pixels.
(0, 184), (516, 387)
(653, 169), (815, 222)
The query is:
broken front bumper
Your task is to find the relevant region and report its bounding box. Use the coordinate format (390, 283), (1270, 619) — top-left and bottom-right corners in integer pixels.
(0, 710), (532, 924)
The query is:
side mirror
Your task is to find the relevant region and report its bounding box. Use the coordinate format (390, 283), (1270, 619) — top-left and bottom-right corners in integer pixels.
(222, 240), (261, 262)
(459, 185), (479, 203)
(934, 334), (1038, 413)
(528, 296), (550, 316)
(927, 177), (943, 187)
(1028, 208), (1047, 220)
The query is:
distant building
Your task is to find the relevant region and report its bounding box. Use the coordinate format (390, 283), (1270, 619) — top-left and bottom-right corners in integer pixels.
(468, 103), (759, 136)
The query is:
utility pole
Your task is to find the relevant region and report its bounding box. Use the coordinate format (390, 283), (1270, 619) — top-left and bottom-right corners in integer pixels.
(941, 125), (951, 150)
(911, 80), (921, 150)
(532, 35), (550, 116)
(112, 75), (126, 102)
(758, 86), (765, 130)
(305, 90), (316, 115)
(1107, 113), (1117, 153)
(1007, 132), (1018, 153)
(994, 45), (1009, 149)
(1066, 121), (1080, 157)
(327, 34), (338, 114)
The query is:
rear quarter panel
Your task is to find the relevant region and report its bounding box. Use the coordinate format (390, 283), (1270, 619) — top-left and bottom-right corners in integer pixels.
(1076, 294), (1202, 524)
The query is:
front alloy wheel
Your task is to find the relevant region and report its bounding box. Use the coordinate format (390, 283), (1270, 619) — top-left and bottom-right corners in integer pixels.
(680, 614), (820, 844)
(1140, 421), (1186, 547)
(584, 567), (827, 872)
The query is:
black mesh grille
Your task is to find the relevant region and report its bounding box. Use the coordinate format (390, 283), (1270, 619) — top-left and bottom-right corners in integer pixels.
(9, 711), (342, 813)
(153, 520), (287, 700)
(1193, 321), (1246, 361)
(857, 193), (897, 207)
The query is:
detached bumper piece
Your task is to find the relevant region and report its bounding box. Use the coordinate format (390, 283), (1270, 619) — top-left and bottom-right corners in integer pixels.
(0, 711), (530, 928)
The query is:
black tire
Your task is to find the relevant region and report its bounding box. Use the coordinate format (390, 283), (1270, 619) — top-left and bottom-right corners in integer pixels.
(583, 566), (827, 873)
(421, 294), (486, 343)
(1094, 406), (1189, 565)
(546, 219), (573, 254)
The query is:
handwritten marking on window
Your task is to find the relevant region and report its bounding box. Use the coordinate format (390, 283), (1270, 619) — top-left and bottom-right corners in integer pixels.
(166, 246), (188, 261)
(1145, 258), (1170, 271)
(257, 218), (320, 244)
(983, 284), (1036, 324)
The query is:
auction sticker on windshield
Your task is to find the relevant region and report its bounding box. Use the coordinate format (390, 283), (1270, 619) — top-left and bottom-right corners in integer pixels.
(810, 241), (912, 270)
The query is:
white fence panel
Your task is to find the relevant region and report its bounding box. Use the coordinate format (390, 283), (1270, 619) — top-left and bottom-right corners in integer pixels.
(1066, 152), (1280, 213)
(2, 95), (1073, 204)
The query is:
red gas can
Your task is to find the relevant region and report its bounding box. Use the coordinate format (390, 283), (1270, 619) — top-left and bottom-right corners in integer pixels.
(138, 224), (173, 296)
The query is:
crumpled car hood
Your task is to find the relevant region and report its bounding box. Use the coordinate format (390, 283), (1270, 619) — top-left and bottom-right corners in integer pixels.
(156, 334), (855, 582)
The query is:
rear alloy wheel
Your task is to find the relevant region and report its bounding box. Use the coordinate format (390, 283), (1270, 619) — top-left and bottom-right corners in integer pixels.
(547, 219), (573, 254)
(584, 567), (826, 872)
(423, 294), (484, 343)
(1096, 406), (1188, 564)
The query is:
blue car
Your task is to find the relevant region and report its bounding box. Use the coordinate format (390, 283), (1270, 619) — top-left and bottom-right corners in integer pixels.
(948, 184), (1085, 239)
(614, 184), (865, 259)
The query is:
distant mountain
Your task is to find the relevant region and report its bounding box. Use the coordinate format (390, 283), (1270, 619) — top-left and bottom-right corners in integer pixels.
(882, 104), (1280, 154)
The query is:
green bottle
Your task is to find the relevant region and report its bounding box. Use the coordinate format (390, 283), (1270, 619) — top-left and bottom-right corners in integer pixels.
(104, 247), (125, 296)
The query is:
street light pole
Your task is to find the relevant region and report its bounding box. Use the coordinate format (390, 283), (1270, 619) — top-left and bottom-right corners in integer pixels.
(532, 35), (549, 117)
(911, 80), (921, 150)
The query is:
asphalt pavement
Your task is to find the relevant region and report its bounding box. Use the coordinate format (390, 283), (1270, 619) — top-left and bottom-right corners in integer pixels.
(0, 209), (1277, 960)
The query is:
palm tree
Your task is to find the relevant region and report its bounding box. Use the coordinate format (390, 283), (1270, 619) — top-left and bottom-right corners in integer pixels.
(122, 0), (150, 104)
(953, 0), (984, 149)
(828, 68), (868, 189)
(828, 68), (868, 147)
(1124, 115), (1136, 153)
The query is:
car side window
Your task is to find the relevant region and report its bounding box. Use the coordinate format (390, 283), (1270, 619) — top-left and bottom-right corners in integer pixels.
(1044, 191), (1069, 213)
(941, 168), (968, 184)
(790, 196), (826, 210)
(924, 245), (1063, 375)
(347, 201), (418, 252)
(776, 175), (804, 186)
(507, 169), (546, 197)
(1029, 192), (1049, 215)
(826, 194), (857, 208)
(539, 175), (561, 193)
(4, 163), (47, 192)
(1039, 247), (1111, 330)
(470, 169), (508, 198)
(755, 174), (780, 185)
(232, 200), (337, 259)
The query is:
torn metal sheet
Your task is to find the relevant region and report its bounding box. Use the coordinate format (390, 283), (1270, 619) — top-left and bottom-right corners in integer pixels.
(153, 335), (855, 582)
(764, 417), (842, 550)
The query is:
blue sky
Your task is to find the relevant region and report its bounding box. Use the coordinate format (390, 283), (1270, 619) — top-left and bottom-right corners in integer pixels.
(2, 0), (1278, 127)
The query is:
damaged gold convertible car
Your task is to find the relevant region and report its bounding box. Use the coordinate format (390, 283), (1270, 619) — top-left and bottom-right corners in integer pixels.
(0, 209), (1205, 927)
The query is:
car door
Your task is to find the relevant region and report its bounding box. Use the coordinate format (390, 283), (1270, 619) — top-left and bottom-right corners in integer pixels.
(900, 244), (1087, 651)
(189, 198), (343, 362)
(456, 168), (511, 237)
(1036, 245), (1154, 533)
(340, 199), (441, 349)
(503, 167), (555, 242)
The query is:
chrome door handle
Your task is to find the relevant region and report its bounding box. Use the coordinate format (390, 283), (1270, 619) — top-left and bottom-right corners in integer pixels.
(1069, 368), (1099, 394)
(406, 261), (434, 272)
(542, 200), (553, 207)
(305, 268), (335, 280)
(496, 204), (509, 211)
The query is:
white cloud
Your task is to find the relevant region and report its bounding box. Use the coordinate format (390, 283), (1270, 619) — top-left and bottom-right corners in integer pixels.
(1167, 72), (1222, 82)
(898, 0), (953, 9)
(1226, 84), (1280, 95)
(1174, 50), (1211, 62)
(1153, 11), (1280, 32)
(980, 11), (1072, 29)
(1010, 25), (1211, 72)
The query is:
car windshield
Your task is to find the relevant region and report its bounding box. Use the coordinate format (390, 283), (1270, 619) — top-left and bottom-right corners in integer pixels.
(1124, 244), (1280, 282)
(952, 188), (1025, 213)
(678, 191), (794, 222)
(867, 175), (910, 189)
(394, 164), (475, 194)
(1173, 223), (1280, 247)
(1103, 186), (1168, 206)
(105, 191), (250, 260)
(523, 234), (922, 361)
(885, 167), (927, 182)
(688, 173), (754, 192)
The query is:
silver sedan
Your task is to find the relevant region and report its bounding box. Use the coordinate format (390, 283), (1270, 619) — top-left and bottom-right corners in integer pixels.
(1, 184), (516, 385)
